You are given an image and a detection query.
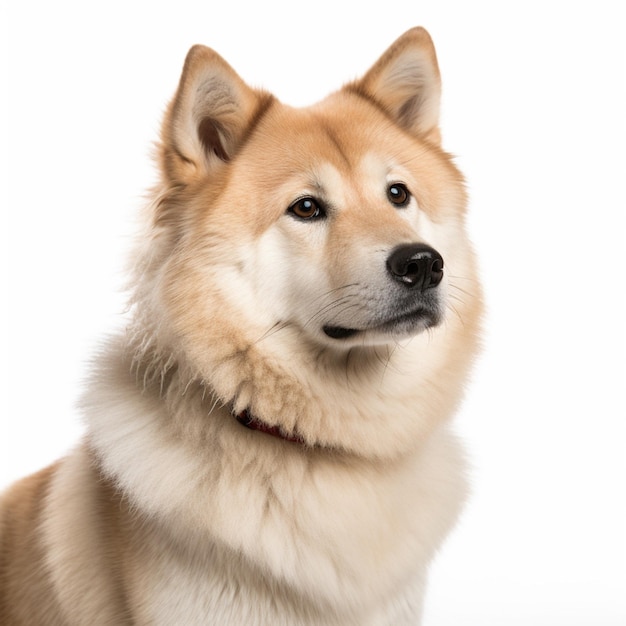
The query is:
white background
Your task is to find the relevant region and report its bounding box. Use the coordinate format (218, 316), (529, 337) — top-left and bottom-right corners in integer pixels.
(1, 1), (624, 624)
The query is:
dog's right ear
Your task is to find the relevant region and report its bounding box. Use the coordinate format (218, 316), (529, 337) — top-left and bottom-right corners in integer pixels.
(160, 46), (271, 185)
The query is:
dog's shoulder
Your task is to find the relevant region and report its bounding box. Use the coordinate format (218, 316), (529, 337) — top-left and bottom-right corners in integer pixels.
(0, 463), (64, 624)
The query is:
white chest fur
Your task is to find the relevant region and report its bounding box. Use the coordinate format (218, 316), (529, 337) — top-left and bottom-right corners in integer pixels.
(80, 351), (466, 624)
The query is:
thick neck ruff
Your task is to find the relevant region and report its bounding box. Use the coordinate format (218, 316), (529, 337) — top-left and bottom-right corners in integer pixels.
(235, 409), (306, 445)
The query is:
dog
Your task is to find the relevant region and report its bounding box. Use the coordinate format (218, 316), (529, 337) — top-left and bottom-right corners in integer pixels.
(0, 27), (482, 624)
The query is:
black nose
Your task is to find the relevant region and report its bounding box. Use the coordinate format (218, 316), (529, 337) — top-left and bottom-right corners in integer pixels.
(386, 244), (444, 290)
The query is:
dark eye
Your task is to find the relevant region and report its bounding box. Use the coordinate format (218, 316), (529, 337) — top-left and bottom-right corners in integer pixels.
(387, 183), (411, 207)
(288, 197), (325, 220)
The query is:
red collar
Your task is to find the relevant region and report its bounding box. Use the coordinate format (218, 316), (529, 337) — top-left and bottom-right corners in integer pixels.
(235, 409), (306, 445)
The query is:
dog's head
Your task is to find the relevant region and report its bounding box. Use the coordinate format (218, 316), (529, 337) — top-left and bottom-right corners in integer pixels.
(148, 28), (470, 349)
(130, 28), (481, 453)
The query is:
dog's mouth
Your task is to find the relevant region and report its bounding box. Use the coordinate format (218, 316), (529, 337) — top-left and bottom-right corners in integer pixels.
(323, 326), (360, 340)
(323, 306), (441, 340)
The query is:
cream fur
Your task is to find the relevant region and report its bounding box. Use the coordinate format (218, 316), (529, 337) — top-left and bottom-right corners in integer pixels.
(0, 27), (481, 625)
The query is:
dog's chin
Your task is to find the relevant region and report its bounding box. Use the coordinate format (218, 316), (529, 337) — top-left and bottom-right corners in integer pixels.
(322, 307), (442, 345)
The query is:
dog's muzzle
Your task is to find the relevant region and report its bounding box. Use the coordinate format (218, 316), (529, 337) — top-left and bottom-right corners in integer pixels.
(322, 243), (444, 341)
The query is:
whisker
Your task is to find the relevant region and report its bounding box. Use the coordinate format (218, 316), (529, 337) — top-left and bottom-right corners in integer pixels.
(375, 344), (401, 379)
(447, 292), (466, 306)
(254, 320), (291, 345)
(307, 294), (355, 319)
(318, 283), (361, 299)
(447, 273), (479, 282)
(448, 283), (473, 299)
(445, 301), (465, 326)
(304, 295), (357, 328)
(304, 287), (367, 330)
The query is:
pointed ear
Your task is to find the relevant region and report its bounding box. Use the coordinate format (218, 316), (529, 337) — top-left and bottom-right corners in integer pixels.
(349, 27), (442, 144)
(160, 45), (272, 184)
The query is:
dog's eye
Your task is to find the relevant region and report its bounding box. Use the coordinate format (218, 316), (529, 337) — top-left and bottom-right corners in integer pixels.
(387, 183), (410, 207)
(288, 197), (324, 220)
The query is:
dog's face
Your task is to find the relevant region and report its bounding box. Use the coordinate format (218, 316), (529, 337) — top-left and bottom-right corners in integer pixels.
(149, 28), (472, 360)
(226, 101), (466, 349)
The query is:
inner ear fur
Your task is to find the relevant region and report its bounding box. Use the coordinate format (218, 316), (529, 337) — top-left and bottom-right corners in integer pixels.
(348, 27), (442, 144)
(160, 45), (272, 184)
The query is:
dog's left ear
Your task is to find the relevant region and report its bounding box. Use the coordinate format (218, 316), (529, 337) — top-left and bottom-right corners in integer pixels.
(349, 27), (442, 144)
